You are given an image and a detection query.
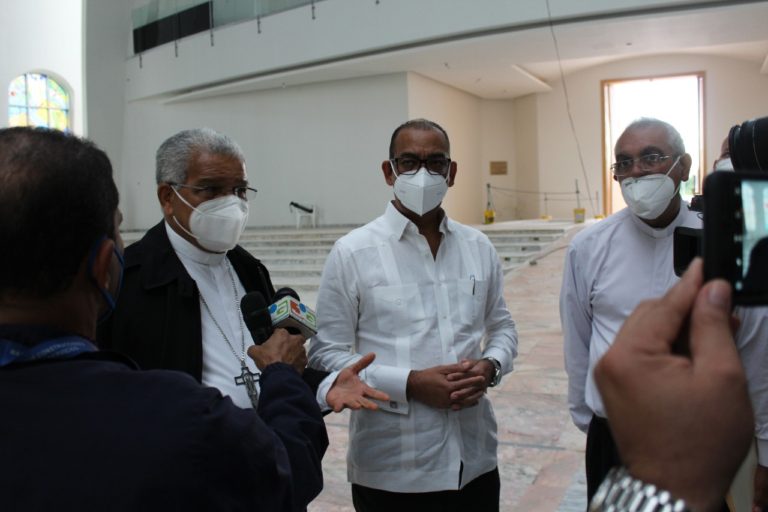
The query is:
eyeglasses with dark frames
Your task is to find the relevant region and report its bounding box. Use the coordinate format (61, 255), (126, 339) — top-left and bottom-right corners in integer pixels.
(390, 157), (451, 176)
(169, 182), (258, 200)
(611, 154), (673, 176)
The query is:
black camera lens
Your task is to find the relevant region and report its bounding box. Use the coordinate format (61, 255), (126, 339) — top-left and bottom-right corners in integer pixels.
(729, 116), (768, 171)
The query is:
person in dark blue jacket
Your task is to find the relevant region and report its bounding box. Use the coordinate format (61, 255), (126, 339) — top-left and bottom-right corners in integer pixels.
(0, 126), (330, 511)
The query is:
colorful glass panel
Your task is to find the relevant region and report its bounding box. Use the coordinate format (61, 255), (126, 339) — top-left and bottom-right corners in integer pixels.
(49, 110), (69, 131)
(47, 81), (68, 109)
(7, 73), (70, 131)
(27, 74), (48, 107)
(8, 106), (28, 127)
(8, 76), (27, 107)
(28, 108), (48, 126)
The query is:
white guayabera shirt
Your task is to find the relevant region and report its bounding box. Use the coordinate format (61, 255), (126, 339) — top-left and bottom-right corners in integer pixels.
(308, 202), (518, 493)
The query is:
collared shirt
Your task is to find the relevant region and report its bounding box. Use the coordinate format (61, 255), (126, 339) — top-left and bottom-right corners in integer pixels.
(167, 223), (260, 409)
(308, 202), (517, 493)
(560, 206), (768, 464)
(166, 222), (335, 410)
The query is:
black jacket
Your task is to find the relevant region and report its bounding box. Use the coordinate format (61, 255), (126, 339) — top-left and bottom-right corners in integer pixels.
(98, 221), (328, 392)
(0, 325), (327, 512)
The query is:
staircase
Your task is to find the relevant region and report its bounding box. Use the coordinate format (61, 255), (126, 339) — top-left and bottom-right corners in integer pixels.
(242, 220), (574, 297)
(121, 220), (576, 306)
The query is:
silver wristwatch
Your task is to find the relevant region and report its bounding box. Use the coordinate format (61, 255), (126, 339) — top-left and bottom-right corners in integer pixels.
(483, 357), (502, 387)
(589, 467), (690, 512)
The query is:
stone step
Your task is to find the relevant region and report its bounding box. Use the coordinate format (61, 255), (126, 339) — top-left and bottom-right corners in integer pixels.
(498, 254), (535, 264)
(251, 251), (328, 268)
(491, 241), (548, 251)
(247, 247), (334, 256)
(119, 220), (578, 295)
(239, 231), (350, 241)
(269, 275), (322, 292)
(265, 267), (325, 278)
(241, 239), (338, 248)
(486, 234), (561, 244)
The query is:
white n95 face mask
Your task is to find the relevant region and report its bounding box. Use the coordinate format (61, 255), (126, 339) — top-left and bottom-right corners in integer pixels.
(392, 165), (449, 216)
(172, 189), (249, 252)
(620, 157), (681, 220)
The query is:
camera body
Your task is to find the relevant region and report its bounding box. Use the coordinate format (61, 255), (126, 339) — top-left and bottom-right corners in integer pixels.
(672, 116), (768, 303)
(703, 171), (768, 304)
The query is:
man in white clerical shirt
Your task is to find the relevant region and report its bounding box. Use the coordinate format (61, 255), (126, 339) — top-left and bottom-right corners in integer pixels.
(99, 128), (386, 418)
(561, 117), (768, 508)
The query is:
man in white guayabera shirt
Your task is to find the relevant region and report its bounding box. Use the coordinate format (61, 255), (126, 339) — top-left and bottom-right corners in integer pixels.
(309, 119), (518, 511)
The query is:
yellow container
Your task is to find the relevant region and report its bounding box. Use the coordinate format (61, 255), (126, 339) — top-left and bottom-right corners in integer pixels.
(573, 208), (586, 223)
(484, 209), (495, 224)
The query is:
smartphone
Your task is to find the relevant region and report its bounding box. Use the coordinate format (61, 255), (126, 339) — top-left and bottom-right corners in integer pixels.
(704, 171), (768, 305)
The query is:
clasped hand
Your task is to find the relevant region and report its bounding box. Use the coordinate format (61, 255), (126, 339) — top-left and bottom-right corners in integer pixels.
(407, 359), (493, 411)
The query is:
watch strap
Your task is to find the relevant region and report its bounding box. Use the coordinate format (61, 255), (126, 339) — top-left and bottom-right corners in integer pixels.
(483, 356), (502, 387)
(589, 467), (690, 512)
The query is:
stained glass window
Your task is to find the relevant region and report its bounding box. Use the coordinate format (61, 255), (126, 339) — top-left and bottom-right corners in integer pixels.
(8, 73), (70, 131)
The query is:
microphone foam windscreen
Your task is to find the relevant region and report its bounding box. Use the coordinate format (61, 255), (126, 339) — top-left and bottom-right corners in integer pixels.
(241, 291), (271, 331)
(273, 287), (301, 302)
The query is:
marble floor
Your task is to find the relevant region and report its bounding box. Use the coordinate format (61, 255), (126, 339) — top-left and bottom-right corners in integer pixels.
(308, 227), (588, 511)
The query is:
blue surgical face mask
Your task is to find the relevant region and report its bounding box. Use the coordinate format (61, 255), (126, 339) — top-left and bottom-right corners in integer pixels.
(87, 236), (125, 323)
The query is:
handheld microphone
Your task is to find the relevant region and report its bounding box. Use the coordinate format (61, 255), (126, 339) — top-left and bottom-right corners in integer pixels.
(269, 287), (318, 339)
(240, 291), (273, 345)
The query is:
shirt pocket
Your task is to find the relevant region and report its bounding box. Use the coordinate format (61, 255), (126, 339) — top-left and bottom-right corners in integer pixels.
(456, 278), (487, 325)
(370, 283), (428, 337)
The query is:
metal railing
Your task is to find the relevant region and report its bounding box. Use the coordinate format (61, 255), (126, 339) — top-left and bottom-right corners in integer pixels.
(131, 0), (323, 55)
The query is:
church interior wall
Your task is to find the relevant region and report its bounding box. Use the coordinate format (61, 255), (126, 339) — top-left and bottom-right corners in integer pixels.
(527, 53), (768, 220)
(406, 72), (483, 225)
(479, 99), (518, 223)
(119, 73), (408, 229)
(5, 0), (768, 229)
(123, 0), (702, 101)
(84, 0), (131, 202)
(512, 94), (541, 220)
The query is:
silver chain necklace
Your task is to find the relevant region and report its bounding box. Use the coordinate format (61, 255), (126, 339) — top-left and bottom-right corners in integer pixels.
(199, 258), (260, 409)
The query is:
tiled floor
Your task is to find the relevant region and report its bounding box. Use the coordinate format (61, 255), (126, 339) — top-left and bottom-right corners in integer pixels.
(308, 226), (588, 511)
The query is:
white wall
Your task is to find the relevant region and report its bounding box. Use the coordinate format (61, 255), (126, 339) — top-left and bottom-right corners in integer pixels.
(513, 95), (541, 219)
(480, 100), (518, 222)
(124, 0), (724, 100)
(119, 73), (408, 229)
(406, 73), (483, 224)
(0, 0), (83, 134)
(526, 54), (768, 220)
(84, 0), (131, 194)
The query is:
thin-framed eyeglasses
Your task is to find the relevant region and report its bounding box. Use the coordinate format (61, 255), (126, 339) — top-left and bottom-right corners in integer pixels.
(611, 154), (673, 176)
(390, 157), (451, 176)
(169, 182), (258, 200)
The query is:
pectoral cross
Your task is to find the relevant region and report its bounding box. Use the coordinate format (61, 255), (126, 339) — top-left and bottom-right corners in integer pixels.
(234, 362), (260, 409)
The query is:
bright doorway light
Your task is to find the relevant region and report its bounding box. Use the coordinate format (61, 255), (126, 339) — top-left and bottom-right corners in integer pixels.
(602, 73), (704, 215)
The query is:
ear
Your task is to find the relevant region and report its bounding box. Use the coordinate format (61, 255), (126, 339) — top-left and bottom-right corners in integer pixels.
(158, 183), (175, 216)
(382, 160), (396, 186)
(447, 161), (457, 187)
(89, 238), (115, 290)
(679, 153), (692, 182)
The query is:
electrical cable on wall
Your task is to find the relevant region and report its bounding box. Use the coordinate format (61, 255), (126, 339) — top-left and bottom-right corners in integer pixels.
(544, 0), (598, 218)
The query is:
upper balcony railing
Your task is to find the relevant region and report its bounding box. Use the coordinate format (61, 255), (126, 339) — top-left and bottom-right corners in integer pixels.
(131, 0), (320, 54)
